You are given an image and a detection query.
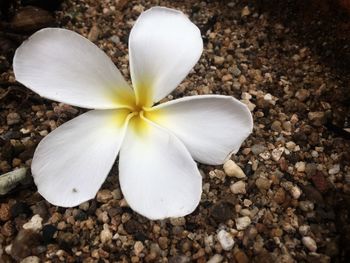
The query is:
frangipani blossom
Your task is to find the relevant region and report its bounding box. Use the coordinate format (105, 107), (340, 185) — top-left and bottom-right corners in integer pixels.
(13, 6), (253, 220)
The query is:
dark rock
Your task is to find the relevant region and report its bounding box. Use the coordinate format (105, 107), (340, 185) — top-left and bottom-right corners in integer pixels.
(10, 6), (55, 33)
(21, 0), (63, 11)
(10, 202), (32, 218)
(124, 219), (144, 235)
(74, 210), (88, 221)
(300, 185), (324, 204)
(311, 171), (330, 193)
(11, 229), (42, 261)
(42, 224), (57, 244)
(210, 201), (234, 223)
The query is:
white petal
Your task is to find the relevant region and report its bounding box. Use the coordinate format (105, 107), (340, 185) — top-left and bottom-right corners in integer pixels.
(14, 28), (135, 109)
(129, 7), (203, 106)
(146, 95), (253, 165)
(32, 109), (130, 207)
(119, 116), (202, 220)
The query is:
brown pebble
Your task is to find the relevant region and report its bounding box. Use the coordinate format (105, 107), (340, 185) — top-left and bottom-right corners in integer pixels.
(0, 203), (11, 221)
(158, 236), (168, 250)
(234, 250), (249, 263)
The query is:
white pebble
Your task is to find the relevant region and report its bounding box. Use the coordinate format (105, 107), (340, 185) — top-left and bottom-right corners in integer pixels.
(134, 241), (144, 256)
(290, 185), (302, 199)
(329, 164), (340, 175)
(295, 161), (306, 172)
(217, 230), (235, 251)
(223, 160), (246, 178)
(230, 181), (246, 194)
(272, 147), (284, 161)
(20, 256), (40, 263)
(23, 214), (43, 232)
(207, 254), (224, 263)
(302, 236), (317, 252)
(235, 216), (251, 230)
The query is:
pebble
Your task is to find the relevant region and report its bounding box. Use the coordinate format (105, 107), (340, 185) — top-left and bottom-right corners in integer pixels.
(295, 161), (306, 172)
(42, 224), (57, 244)
(230, 181), (246, 194)
(251, 144), (267, 155)
(328, 164), (340, 175)
(134, 241), (144, 256)
(214, 56), (225, 65)
(170, 217), (186, 226)
(87, 24), (100, 42)
(302, 236), (317, 252)
(0, 203), (11, 221)
(210, 202), (234, 223)
(241, 6), (251, 17)
(290, 185), (302, 199)
(7, 112), (21, 125)
(96, 189), (113, 203)
(272, 147), (284, 161)
(295, 89), (310, 101)
(299, 225), (310, 236)
(158, 236), (168, 250)
(255, 177), (271, 190)
(271, 120), (282, 132)
(100, 224), (112, 244)
(235, 216), (251, 230)
(274, 188), (286, 204)
(207, 254), (223, 263)
(20, 256), (40, 263)
(299, 201), (314, 212)
(217, 229), (235, 251)
(223, 160), (246, 178)
(23, 214), (43, 232)
(308, 111), (326, 126)
(234, 250), (249, 263)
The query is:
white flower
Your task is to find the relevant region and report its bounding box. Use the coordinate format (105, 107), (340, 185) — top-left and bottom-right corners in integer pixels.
(13, 7), (253, 220)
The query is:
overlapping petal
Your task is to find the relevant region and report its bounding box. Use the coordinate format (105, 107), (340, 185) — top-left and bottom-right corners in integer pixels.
(32, 109), (130, 207)
(119, 116), (202, 220)
(129, 6), (203, 106)
(146, 95), (253, 165)
(14, 28), (135, 109)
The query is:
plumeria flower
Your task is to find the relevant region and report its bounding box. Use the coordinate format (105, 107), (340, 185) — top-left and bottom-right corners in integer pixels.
(13, 7), (253, 220)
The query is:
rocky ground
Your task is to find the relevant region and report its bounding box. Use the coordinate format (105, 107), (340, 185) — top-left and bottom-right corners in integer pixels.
(0, 0), (350, 262)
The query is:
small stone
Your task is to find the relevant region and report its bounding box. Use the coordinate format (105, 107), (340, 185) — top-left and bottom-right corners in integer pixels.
(23, 214), (43, 231)
(295, 89), (310, 102)
(230, 181), (246, 194)
(271, 121), (282, 132)
(235, 216), (251, 230)
(290, 185), (302, 199)
(87, 25), (100, 42)
(223, 160), (246, 178)
(214, 56), (225, 65)
(134, 241), (144, 256)
(299, 201), (314, 212)
(42, 224), (57, 244)
(96, 189), (113, 203)
(0, 203), (11, 221)
(295, 161), (306, 172)
(210, 202), (234, 223)
(234, 250), (249, 263)
(158, 236), (168, 250)
(207, 254), (223, 263)
(302, 236), (317, 252)
(241, 6), (251, 17)
(272, 147), (284, 161)
(222, 74), (233, 82)
(329, 164), (340, 175)
(217, 229), (235, 251)
(255, 177), (271, 190)
(299, 225), (310, 236)
(109, 35), (120, 44)
(100, 224), (112, 244)
(170, 217), (186, 226)
(274, 188), (286, 204)
(7, 112), (21, 125)
(308, 111), (326, 127)
(251, 144), (266, 155)
(20, 256), (40, 263)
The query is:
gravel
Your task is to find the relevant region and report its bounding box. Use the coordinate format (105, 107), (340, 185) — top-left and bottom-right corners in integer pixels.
(0, 0), (349, 262)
